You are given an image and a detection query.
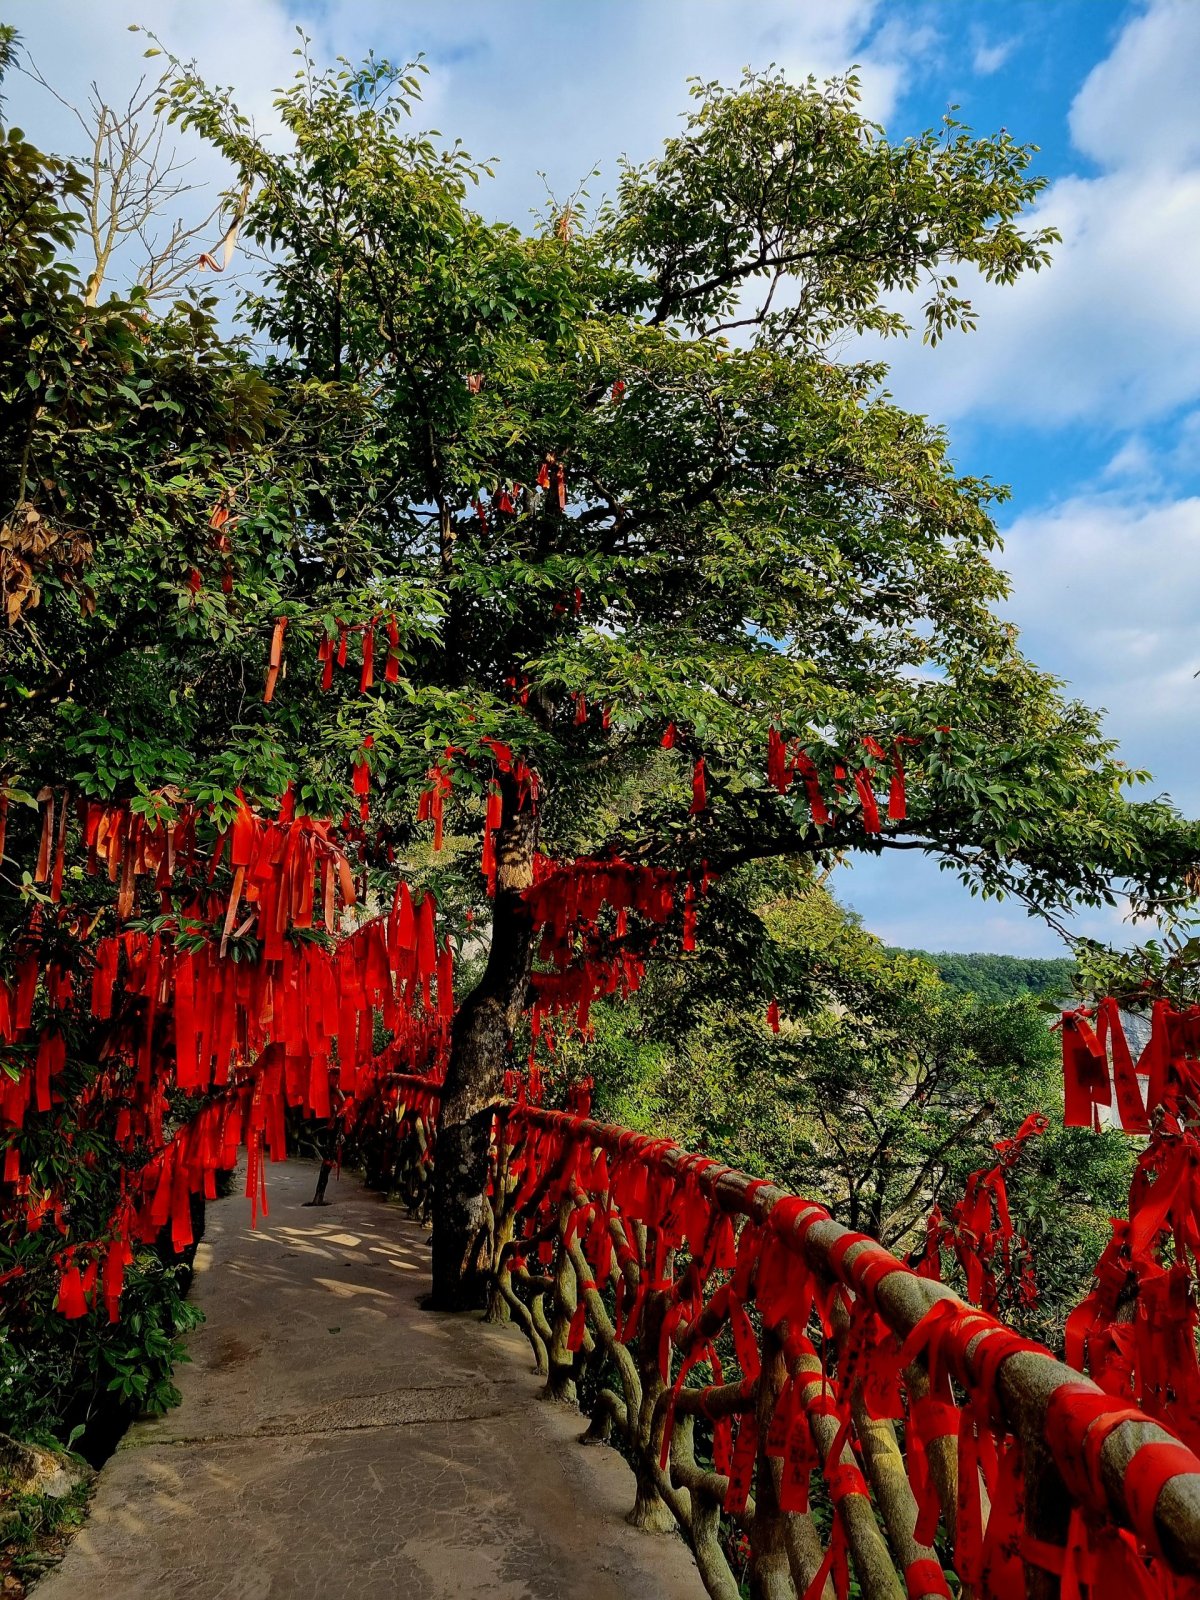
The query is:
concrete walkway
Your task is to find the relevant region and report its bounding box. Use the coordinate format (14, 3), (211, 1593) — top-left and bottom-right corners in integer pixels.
(38, 1161), (701, 1600)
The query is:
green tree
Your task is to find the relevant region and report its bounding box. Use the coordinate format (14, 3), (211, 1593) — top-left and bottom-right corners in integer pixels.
(561, 872), (1131, 1343)
(891, 950), (1078, 1004)
(4, 42), (1196, 1312)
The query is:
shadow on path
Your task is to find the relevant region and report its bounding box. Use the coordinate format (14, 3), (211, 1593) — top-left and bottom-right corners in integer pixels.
(36, 1160), (701, 1600)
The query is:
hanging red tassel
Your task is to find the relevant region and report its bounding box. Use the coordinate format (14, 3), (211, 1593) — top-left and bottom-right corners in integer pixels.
(385, 616), (400, 683)
(574, 693), (587, 726)
(34, 788), (54, 882)
(793, 751), (830, 828)
(767, 999), (781, 1034)
(49, 796), (68, 902)
(1061, 1009), (1109, 1128)
(536, 461), (551, 490)
(415, 894), (437, 1010)
(661, 722), (676, 750)
(767, 726), (792, 794)
(318, 633), (334, 691)
(689, 758), (707, 815)
(1097, 997), (1149, 1134)
(35, 1028), (65, 1112)
(264, 616), (287, 703)
(102, 1238), (133, 1324)
(724, 1416), (760, 1515)
(567, 1293), (589, 1351)
(57, 1255), (88, 1319)
(888, 762), (906, 821)
(888, 735), (919, 822)
(352, 735), (373, 821)
(482, 785), (503, 895)
(853, 768), (881, 833)
(360, 620), (375, 692)
(418, 763), (452, 850)
(392, 881), (415, 954)
(682, 881), (697, 952)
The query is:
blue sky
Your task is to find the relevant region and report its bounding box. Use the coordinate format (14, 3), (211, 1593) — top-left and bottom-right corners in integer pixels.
(7, 0), (1200, 957)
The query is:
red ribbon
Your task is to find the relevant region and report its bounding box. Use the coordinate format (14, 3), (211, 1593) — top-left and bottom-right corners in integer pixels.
(263, 616), (287, 702)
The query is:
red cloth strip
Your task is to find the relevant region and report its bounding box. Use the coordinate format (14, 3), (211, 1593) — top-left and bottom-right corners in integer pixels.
(904, 1558), (951, 1598)
(1125, 1442), (1200, 1555)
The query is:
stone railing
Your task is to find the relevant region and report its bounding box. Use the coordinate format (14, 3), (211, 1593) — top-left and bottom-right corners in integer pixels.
(389, 1076), (1200, 1599)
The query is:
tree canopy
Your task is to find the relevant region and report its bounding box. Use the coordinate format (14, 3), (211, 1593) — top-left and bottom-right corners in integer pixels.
(6, 46), (1195, 883)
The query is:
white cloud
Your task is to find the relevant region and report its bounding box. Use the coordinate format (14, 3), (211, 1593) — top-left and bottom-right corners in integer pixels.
(1102, 435), (1159, 482)
(866, 0), (1200, 432)
(5, 1), (300, 137)
(0, 0), (924, 337)
(972, 35), (1017, 76)
(998, 491), (1200, 810)
(1172, 409), (1200, 473)
(328, 0), (908, 224)
(876, 164), (1200, 428)
(1070, 0), (1200, 172)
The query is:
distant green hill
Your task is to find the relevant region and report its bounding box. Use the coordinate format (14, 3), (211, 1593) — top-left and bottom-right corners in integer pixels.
(891, 950), (1077, 1004)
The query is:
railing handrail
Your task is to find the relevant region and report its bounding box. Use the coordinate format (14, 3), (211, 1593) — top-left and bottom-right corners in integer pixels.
(511, 1102), (1200, 1577)
(390, 1074), (1200, 1590)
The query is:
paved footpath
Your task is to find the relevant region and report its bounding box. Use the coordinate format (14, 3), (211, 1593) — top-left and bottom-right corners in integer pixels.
(38, 1160), (701, 1600)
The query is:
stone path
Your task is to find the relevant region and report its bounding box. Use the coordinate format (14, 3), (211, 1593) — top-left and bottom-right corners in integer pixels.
(38, 1160), (701, 1600)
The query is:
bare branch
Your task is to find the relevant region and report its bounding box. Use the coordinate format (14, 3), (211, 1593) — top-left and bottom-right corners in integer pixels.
(20, 54), (233, 304)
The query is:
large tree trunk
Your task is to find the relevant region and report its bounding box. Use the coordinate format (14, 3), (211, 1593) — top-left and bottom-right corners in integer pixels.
(430, 777), (539, 1309)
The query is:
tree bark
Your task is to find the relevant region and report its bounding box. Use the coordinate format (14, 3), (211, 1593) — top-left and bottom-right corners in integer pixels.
(430, 775), (539, 1308)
